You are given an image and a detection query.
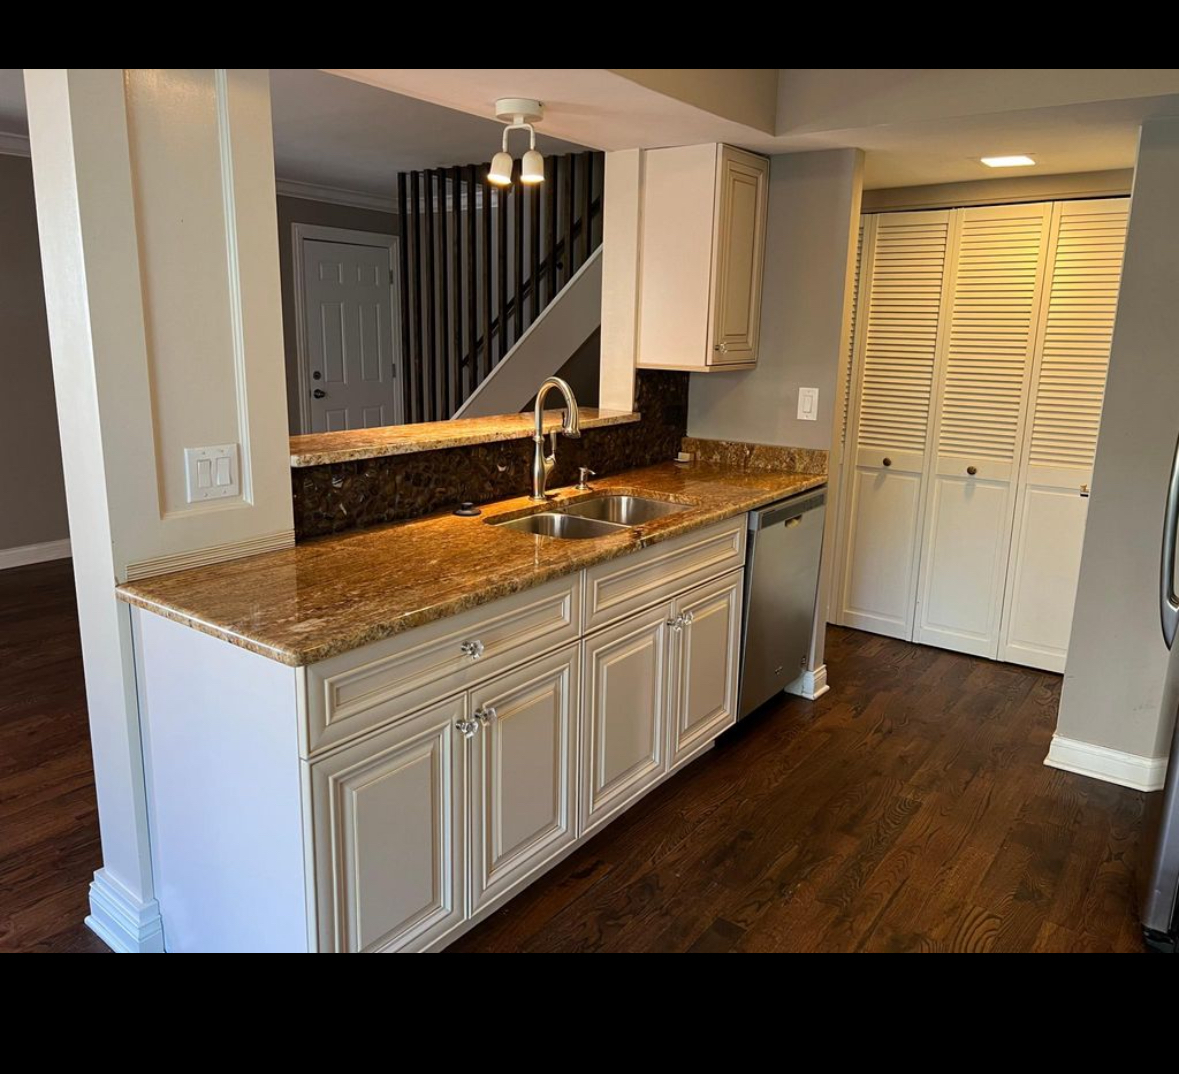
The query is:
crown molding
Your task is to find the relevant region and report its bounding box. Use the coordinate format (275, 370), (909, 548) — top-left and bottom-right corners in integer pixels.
(0, 131), (31, 157)
(274, 177), (395, 213)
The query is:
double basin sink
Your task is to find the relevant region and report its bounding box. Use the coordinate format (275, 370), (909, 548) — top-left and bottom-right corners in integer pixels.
(491, 493), (689, 540)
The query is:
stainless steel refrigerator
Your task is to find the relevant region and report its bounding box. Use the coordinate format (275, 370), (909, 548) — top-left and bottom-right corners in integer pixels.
(1145, 439), (1179, 951)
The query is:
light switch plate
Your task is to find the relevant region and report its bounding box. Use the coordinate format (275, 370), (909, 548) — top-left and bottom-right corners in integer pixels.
(185, 443), (240, 504)
(798, 387), (819, 421)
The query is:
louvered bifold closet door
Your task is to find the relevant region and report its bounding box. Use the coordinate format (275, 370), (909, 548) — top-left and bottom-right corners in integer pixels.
(836, 211), (951, 639)
(999, 198), (1130, 671)
(914, 203), (1052, 658)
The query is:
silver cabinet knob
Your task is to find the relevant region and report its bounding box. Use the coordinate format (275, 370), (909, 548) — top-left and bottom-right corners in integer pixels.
(455, 717), (481, 740)
(682, 610), (695, 626)
(460, 639), (485, 660)
(475, 705), (497, 725)
(667, 614), (687, 631)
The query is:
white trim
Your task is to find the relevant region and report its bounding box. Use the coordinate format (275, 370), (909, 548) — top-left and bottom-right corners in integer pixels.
(454, 246), (602, 418)
(124, 529), (295, 582)
(0, 130), (31, 157)
(275, 177), (394, 213)
(85, 868), (165, 953)
(1045, 733), (1168, 792)
(785, 663), (829, 701)
(292, 224), (403, 434)
(0, 538), (71, 570)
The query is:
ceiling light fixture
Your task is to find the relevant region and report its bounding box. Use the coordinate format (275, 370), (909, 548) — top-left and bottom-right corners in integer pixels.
(980, 155), (1036, 168)
(489, 98), (545, 188)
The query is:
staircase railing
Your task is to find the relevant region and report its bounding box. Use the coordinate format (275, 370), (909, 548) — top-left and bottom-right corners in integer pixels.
(396, 150), (604, 423)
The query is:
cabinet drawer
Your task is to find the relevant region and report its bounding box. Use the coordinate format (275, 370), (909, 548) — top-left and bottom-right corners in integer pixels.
(582, 516), (746, 633)
(303, 574), (581, 756)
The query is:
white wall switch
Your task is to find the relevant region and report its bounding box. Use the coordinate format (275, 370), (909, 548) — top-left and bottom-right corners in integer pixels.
(798, 387), (819, 421)
(185, 443), (240, 504)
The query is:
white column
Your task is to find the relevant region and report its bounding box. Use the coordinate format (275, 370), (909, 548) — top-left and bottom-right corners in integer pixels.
(1053, 117), (1179, 789)
(24, 69), (293, 950)
(599, 149), (642, 412)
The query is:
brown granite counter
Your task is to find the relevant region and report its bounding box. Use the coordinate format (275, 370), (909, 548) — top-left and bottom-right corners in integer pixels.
(117, 461), (826, 667)
(290, 408), (639, 467)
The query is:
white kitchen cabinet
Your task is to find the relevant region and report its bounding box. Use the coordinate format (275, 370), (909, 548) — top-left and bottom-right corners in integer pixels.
(310, 693), (467, 954)
(668, 571), (742, 771)
(133, 514), (749, 952)
(468, 645), (579, 914)
(636, 143), (769, 371)
(580, 605), (672, 836)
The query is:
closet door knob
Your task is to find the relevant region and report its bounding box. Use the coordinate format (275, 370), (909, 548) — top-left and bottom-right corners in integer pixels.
(967, 465), (978, 476)
(882, 457), (892, 468)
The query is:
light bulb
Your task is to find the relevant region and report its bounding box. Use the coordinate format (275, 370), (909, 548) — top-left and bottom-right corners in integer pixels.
(521, 148), (545, 184)
(488, 151), (513, 187)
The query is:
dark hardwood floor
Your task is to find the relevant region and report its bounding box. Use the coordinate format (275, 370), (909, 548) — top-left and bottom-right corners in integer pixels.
(0, 562), (1148, 953)
(451, 627), (1148, 953)
(0, 560), (108, 953)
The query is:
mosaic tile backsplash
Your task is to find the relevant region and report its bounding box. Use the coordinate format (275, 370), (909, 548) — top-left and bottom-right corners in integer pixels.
(292, 371), (690, 539)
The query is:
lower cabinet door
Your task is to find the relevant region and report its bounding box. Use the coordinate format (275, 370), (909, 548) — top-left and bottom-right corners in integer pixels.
(668, 570), (742, 771)
(310, 694), (466, 953)
(580, 604), (672, 836)
(468, 645), (579, 913)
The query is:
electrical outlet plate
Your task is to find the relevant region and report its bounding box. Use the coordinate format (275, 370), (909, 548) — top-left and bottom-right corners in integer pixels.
(798, 387), (819, 421)
(185, 443), (240, 504)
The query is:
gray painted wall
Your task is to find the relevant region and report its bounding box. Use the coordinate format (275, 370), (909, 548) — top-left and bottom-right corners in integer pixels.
(0, 153), (69, 552)
(276, 194), (398, 433)
(687, 149), (863, 452)
(1058, 118), (1179, 762)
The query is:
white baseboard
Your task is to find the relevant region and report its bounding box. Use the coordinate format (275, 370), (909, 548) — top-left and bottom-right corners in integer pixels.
(1044, 734), (1168, 792)
(785, 664), (830, 701)
(85, 869), (165, 953)
(0, 538), (71, 571)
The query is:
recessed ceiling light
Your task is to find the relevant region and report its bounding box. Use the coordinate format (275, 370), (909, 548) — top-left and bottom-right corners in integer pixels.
(980, 155), (1036, 168)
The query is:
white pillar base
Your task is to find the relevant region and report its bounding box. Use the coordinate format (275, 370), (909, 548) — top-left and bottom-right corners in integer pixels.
(785, 664), (829, 701)
(85, 868), (164, 953)
(1044, 734), (1168, 792)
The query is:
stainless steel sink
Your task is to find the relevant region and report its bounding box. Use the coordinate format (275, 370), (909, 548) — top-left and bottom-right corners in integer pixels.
(564, 494), (690, 526)
(493, 512), (625, 540)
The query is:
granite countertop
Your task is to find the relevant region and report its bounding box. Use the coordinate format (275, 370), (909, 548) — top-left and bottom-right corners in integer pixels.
(290, 408), (640, 467)
(117, 461), (826, 667)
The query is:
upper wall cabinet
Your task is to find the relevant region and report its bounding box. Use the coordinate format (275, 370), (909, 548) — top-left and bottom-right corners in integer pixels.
(636, 144), (770, 372)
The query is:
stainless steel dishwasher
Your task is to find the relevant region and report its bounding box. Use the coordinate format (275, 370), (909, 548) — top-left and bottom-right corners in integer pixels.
(737, 487), (827, 719)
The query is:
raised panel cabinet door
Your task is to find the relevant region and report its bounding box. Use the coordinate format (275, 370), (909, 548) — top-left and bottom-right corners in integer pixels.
(709, 147), (769, 366)
(468, 645), (579, 914)
(580, 604), (671, 837)
(915, 202), (1053, 658)
(668, 571), (742, 772)
(835, 211), (952, 638)
(999, 198), (1129, 671)
(310, 694), (466, 953)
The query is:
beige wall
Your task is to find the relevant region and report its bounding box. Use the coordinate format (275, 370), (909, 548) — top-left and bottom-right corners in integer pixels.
(862, 169), (1133, 213)
(688, 149), (863, 451)
(609, 70), (779, 135)
(688, 148), (863, 682)
(276, 195), (397, 433)
(0, 153), (69, 551)
(1057, 118), (1179, 762)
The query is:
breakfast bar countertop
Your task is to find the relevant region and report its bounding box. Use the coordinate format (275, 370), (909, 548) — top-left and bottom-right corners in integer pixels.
(116, 461), (826, 668)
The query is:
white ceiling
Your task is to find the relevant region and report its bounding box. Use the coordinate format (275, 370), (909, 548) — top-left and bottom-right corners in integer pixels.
(269, 69), (585, 197)
(3, 69), (1178, 191)
(334, 68), (1179, 189)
